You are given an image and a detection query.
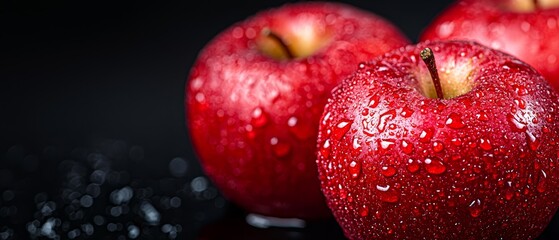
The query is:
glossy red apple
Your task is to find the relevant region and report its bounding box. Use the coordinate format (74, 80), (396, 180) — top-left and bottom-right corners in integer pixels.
(316, 40), (559, 238)
(185, 2), (410, 219)
(420, 0), (559, 91)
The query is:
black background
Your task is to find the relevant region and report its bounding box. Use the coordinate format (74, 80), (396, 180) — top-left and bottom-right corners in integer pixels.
(2, 0), (559, 239)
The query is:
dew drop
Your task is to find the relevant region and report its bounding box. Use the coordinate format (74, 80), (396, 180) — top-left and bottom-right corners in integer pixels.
(419, 128), (434, 143)
(507, 113), (527, 132)
(376, 185), (399, 203)
(352, 136), (362, 152)
(331, 120), (352, 141)
(459, 98), (472, 108)
(526, 132), (540, 151)
(349, 161), (361, 179)
(406, 159), (420, 173)
(270, 137), (291, 157)
(401, 140), (414, 154)
(381, 166), (397, 177)
(432, 141), (444, 153)
(451, 138), (462, 146)
(376, 184), (390, 191)
(468, 199), (482, 218)
(368, 95), (380, 108)
(537, 170), (547, 193)
(322, 112), (332, 126)
(361, 108), (369, 116)
(446, 113), (465, 129)
(379, 139), (395, 150)
(424, 157), (446, 175)
(377, 110), (396, 132)
(505, 181), (514, 200)
(514, 98), (526, 109)
(476, 111), (489, 121)
(400, 107), (414, 118)
(479, 139), (492, 151)
(514, 85), (528, 96)
(358, 62), (366, 69)
(339, 188), (348, 200)
(320, 139), (331, 159)
(251, 107), (268, 127)
(362, 119), (375, 136)
(287, 116), (297, 127)
(359, 206), (369, 217)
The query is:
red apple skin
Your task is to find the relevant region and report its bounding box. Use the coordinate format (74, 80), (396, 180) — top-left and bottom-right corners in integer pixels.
(185, 2), (410, 219)
(420, 0), (559, 91)
(316, 40), (559, 238)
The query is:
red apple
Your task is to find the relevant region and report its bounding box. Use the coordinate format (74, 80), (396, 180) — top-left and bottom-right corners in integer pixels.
(316, 40), (559, 239)
(185, 2), (409, 219)
(420, 0), (559, 91)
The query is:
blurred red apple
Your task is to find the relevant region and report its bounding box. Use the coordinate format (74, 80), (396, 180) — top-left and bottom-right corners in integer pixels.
(185, 1), (410, 219)
(317, 40), (559, 238)
(421, 0), (559, 91)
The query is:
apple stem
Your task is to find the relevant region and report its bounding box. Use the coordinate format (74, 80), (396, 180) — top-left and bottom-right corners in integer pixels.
(262, 28), (294, 59)
(420, 48), (444, 99)
(533, 0), (540, 10)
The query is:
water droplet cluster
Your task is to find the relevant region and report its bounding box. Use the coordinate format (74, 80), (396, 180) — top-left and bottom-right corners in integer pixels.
(185, 1), (410, 218)
(316, 41), (559, 239)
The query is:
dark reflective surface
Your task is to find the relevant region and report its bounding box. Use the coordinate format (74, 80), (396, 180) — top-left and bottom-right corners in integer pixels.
(2, 0), (559, 239)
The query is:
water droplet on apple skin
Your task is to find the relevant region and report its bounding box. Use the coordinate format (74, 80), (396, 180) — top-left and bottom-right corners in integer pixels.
(377, 110), (396, 132)
(376, 185), (399, 203)
(446, 112), (465, 129)
(424, 157), (446, 175)
(432, 141), (444, 153)
(368, 95), (380, 108)
(349, 160), (361, 179)
(400, 106), (414, 118)
(507, 113), (527, 132)
(468, 199), (482, 218)
(319, 139), (331, 159)
(406, 159), (420, 173)
(537, 170), (547, 193)
(479, 138), (492, 151)
(419, 128), (434, 143)
(251, 107), (268, 127)
(331, 120), (352, 141)
(379, 139), (395, 151)
(381, 165), (397, 177)
(401, 140), (414, 154)
(525, 131), (541, 151)
(359, 205), (369, 217)
(505, 186), (515, 201)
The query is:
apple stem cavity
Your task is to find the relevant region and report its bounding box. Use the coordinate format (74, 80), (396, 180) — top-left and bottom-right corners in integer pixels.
(420, 48), (445, 99)
(262, 28), (295, 59)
